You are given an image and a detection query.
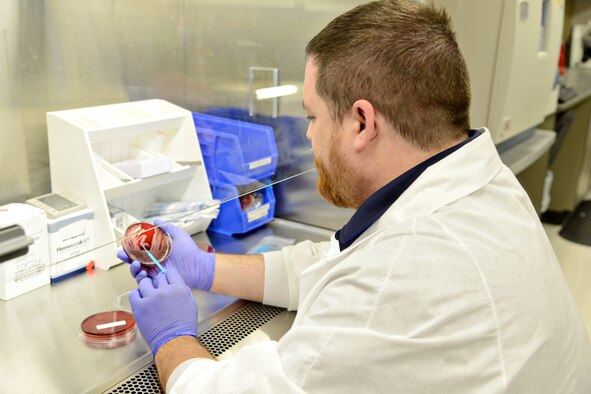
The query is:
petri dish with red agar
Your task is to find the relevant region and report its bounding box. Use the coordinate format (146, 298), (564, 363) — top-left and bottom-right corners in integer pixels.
(239, 191), (264, 212)
(121, 222), (172, 271)
(79, 311), (137, 348)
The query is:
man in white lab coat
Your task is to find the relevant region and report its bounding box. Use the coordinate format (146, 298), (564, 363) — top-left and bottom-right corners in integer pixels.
(123, 0), (591, 392)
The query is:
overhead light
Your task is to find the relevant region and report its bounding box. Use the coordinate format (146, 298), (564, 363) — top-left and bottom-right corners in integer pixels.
(255, 85), (298, 100)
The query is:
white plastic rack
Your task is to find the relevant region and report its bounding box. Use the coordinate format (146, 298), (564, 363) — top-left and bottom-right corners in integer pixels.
(47, 99), (213, 269)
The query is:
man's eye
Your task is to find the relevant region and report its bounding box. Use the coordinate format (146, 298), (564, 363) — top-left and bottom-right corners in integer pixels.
(307, 116), (315, 121)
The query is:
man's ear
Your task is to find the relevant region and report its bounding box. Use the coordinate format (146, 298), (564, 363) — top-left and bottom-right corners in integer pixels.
(351, 99), (377, 152)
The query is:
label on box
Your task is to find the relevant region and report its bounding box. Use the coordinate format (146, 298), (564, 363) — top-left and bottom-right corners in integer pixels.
(248, 157), (272, 170)
(50, 236), (93, 278)
(247, 203), (270, 223)
(0, 203), (50, 300)
(53, 235), (93, 257)
(47, 209), (94, 279)
(14, 257), (46, 283)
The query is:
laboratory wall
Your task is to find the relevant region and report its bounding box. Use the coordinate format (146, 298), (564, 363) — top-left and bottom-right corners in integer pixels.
(0, 0), (365, 219)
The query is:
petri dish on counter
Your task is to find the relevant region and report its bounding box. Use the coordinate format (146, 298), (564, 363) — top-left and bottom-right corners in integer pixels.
(121, 222), (172, 271)
(79, 311), (137, 349)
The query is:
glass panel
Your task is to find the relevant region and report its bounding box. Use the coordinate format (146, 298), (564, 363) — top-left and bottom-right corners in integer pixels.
(0, 1), (366, 392)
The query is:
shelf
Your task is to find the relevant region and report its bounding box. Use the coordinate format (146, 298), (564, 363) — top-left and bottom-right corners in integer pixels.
(111, 213), (139, 243)
(557, 68), (591, 112)
(51, 99), (190, 141)
(87, 117), (186, 143)
(48, 99), (213, 270)
(104, 163), (201, 200)
(499, 129), (556, 175)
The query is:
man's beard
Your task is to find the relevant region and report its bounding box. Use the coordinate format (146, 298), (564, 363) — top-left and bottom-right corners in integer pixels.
(314, 137), (367, 209)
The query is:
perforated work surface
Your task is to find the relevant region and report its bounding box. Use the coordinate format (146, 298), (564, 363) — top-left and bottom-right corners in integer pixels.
(106, 363), (162, 394)
(104, 302), (285, 393)
(198, 302), (284, 357)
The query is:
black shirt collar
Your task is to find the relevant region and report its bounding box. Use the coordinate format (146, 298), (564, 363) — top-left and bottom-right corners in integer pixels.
(334, 129), (482, 252)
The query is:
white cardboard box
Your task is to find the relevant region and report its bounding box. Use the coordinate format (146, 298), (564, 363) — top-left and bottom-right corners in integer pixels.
(113, 154), (173, 179)
(47, 208), (94, 281)
(0, 203), (50, 300)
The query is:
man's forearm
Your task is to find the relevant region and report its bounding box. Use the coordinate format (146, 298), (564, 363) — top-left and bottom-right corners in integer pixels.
(154, 253), (264, 389)
(155, 336), (214, 391)
(210, 253), (265, 302)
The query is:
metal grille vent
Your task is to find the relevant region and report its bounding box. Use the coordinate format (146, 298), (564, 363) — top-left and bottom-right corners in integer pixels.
(198, 302), (284, 357)
(106, 363), (162, 394)
(104, 302), (285, 393)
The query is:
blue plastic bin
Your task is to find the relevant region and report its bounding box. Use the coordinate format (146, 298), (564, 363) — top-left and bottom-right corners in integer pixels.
(204, 108), (311, 167)
(208, 180), (276, 235)
(192, 113), (278, 181)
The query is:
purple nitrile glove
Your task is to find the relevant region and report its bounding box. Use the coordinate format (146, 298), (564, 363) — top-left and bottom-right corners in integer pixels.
(117, 219), (216, 291)
(129, 268), (198, 356)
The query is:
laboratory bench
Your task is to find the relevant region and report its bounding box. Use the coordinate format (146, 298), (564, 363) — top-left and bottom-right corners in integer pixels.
(543, 68), (591, 214)
(498, 68), (591, 216)
(499, 129), (556, 213)
(558, 68), (591, 112)
(0, 218), (332, 394)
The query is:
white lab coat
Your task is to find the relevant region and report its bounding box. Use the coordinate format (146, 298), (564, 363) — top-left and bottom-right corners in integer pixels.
(168, 128), (591, 393)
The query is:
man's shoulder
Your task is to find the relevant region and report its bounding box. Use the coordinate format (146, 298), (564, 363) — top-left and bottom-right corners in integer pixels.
(341, 214), (475, 268)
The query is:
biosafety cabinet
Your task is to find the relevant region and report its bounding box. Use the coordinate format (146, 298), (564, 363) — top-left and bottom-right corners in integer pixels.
(0, 1), (581, 393)
(435, 0), (565, 146)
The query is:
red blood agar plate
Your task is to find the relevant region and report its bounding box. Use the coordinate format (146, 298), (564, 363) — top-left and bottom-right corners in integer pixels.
(122, 222), (172, 270)
(79, 311), (136, 348)
(239, 193), (254, 212)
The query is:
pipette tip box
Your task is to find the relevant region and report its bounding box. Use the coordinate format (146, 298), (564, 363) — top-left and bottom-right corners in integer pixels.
(47, 208), (95, 282)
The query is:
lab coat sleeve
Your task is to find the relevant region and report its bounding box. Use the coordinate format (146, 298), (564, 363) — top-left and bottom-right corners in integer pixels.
(262, 240), (331, 310)
(167, 359), (228, 393)
(167, 342), (305, 394)
(166, 326), (425, 394)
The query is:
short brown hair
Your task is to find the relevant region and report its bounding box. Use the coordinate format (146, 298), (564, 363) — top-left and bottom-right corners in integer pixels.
(306, 0), (470, 150)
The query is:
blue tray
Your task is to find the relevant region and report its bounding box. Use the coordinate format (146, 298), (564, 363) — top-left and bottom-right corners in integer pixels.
(192, 113), (278, 181)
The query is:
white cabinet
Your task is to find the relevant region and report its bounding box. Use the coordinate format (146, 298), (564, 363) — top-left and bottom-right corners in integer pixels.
(47, 99), (213, 270)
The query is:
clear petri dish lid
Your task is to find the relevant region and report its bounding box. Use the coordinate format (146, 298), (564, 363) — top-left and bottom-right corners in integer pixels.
(79, 311), (137, 349)
(121, 222), (172, 270)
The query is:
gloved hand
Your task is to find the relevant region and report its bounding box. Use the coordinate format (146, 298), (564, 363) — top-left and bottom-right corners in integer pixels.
(117, 219), (216, 291)
(129, 268), (198, 356)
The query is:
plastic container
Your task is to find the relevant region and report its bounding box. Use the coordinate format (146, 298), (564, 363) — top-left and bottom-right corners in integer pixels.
(192, 113), (278, 181)
(203, 108), (311, 168)
(112, 151), (174, 179)
(208, 180), (276, 235)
